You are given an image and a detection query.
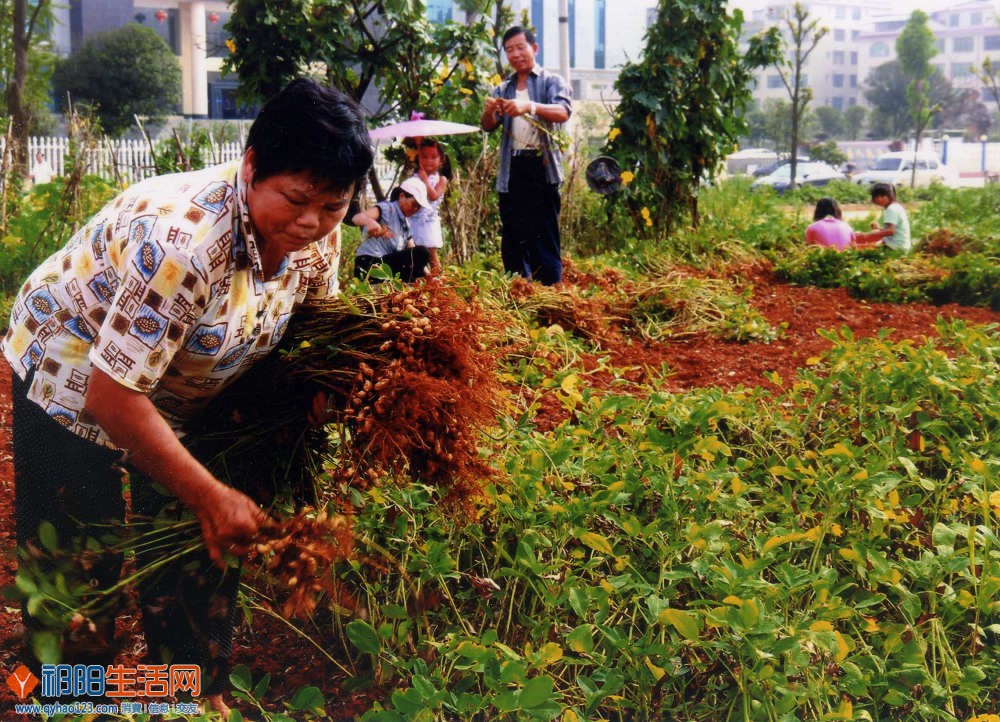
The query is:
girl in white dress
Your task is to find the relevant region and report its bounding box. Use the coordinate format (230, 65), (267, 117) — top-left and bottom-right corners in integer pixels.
(409, 139), (450, 274)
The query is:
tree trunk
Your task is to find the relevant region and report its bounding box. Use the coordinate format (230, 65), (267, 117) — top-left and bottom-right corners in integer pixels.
(5, 0), (33, 179)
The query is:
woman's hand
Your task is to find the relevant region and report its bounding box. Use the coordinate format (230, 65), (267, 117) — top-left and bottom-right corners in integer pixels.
(84, 368), (269, 569)
(193, 483), (268, 568)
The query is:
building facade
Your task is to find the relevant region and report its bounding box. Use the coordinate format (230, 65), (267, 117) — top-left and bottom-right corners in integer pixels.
(429, 0), (659, 101)
(54, 0), (246, 119)
(744, 0), (1000, 113)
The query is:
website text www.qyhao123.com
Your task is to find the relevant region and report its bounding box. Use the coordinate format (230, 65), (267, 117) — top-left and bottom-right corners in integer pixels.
(5, 663), (202, 717)
(14, 701), (201, 716)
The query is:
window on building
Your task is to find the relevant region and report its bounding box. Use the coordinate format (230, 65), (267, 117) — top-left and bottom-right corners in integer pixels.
(949, 13), (959, 27)
(426, 0), (452, 23)
(569, 0), (576, 67)
(849, 74), (857, 87)
(871, 42), (890, 58)
(848, 96), (856, 106)
(936, 39), (945, 52)
(835, 6), (846, 18)
(832, 96), (844, 110)
(834, 28), (845, 42)
(852, 7), (861, 19)
(971, 12), (982, 25)
(205, 11), (231, 58)
(850, 51), (858, 65)
(802, 74), (808, 87)
(833, 50), (845, 64)
(986, 35), (1000, 50)
(953, 36), (974, 52)
(594, 0), (606, 69)
(852, 29), (860, 40)
(833, 74), (845, 87)
(767, 74), (783, 89)
(950, 62), (973, 77)
(532, 0), (545, 65)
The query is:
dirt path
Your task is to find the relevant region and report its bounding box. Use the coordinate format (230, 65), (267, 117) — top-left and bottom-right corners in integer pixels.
(1, 267), (998, 718)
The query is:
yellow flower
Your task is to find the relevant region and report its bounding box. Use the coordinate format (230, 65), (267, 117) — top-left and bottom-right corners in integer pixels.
(641, 207), (652, 227)
(620, 170), (634, 186)
(225, 38), (236, 54)
(490, 73), (503, 86)
(608, 127), (621, 141)
(461, 58), (474, 74)
(459, 87), (473, 95)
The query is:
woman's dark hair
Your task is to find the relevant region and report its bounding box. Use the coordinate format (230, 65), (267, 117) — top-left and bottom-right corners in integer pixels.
(503, 25), (536, 46)
(813, 197), (842, 221)
(245, 78), (373, 192)
(870, 182), (897, 202)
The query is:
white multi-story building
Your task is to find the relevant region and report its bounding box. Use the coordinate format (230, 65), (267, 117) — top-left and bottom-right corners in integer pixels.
(744, 0), (1000, 112)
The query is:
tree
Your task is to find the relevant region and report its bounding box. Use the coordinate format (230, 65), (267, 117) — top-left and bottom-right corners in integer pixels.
(223, 0), (494, 125)
(771, 3), (827, 189)
(222, 0), (497, 198)
(844, 104), (867, 140)
(2, 0), (55, 178)
(864, 61), (953, 138)
(51, 24), (181, 137)
(814, 105), (846, 139)
(896, 10), (938, 186)
(605, 0), (779, 234)
(763, 98), (798, 149)
(976, 57), (1000, 116)
(937, 87), (990, 137)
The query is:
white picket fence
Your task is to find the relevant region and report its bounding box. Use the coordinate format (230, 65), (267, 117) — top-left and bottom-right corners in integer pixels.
(17, 136), (246, 185)
(15, 136), (400, 190)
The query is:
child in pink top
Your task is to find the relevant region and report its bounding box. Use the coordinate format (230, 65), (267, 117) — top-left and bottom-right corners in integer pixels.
(805, 197), (855, 251)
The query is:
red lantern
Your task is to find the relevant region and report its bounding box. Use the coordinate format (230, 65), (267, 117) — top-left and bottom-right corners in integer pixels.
(207, 11), (219, 24)
(154, 9), (167, 22)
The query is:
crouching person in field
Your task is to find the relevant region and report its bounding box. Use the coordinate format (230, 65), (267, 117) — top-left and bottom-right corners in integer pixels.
(352, 177), (432, 282)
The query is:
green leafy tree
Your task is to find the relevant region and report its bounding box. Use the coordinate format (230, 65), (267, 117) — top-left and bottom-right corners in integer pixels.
(814, 105), (846, 139)
(807, 139), (847, 165)
(771, 3), (827, 189)
(937, 87), (990, 137)
(604, 0), (779, 235)
(975, 58), (999, 116)
(762, 98), (796, 150)
(896, 10), (938, 186)
(221, 0), (496, 197)
(222, 0), (494, 125)
(51, 24), (181, 137)
(2, 0), (56, 178)
(844, 104), (866, 140)
(863, 60), (953, 138)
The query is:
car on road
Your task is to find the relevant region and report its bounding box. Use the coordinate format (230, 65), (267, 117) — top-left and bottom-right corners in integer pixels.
(751, 156), (811, 178)
(852, 151), (956, 187)
(750, 161), (846, 192)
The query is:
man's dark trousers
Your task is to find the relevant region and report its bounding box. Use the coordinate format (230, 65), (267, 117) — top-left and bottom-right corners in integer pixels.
(498, 154), (562, 285)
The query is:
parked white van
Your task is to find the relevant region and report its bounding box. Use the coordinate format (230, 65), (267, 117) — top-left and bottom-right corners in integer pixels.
(852, 151), (957, 188)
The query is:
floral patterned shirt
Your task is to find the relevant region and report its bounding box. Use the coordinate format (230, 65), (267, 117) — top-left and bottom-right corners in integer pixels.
(2, 159), (341, 448)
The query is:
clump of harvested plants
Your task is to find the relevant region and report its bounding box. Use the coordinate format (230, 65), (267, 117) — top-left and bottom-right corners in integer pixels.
(287, 278), (503, 510)
(184, 278), (504, 512)
(248, 508), (355, 619)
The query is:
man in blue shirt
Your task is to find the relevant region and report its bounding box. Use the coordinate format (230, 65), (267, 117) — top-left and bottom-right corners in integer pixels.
(481, 26), (572, 285)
